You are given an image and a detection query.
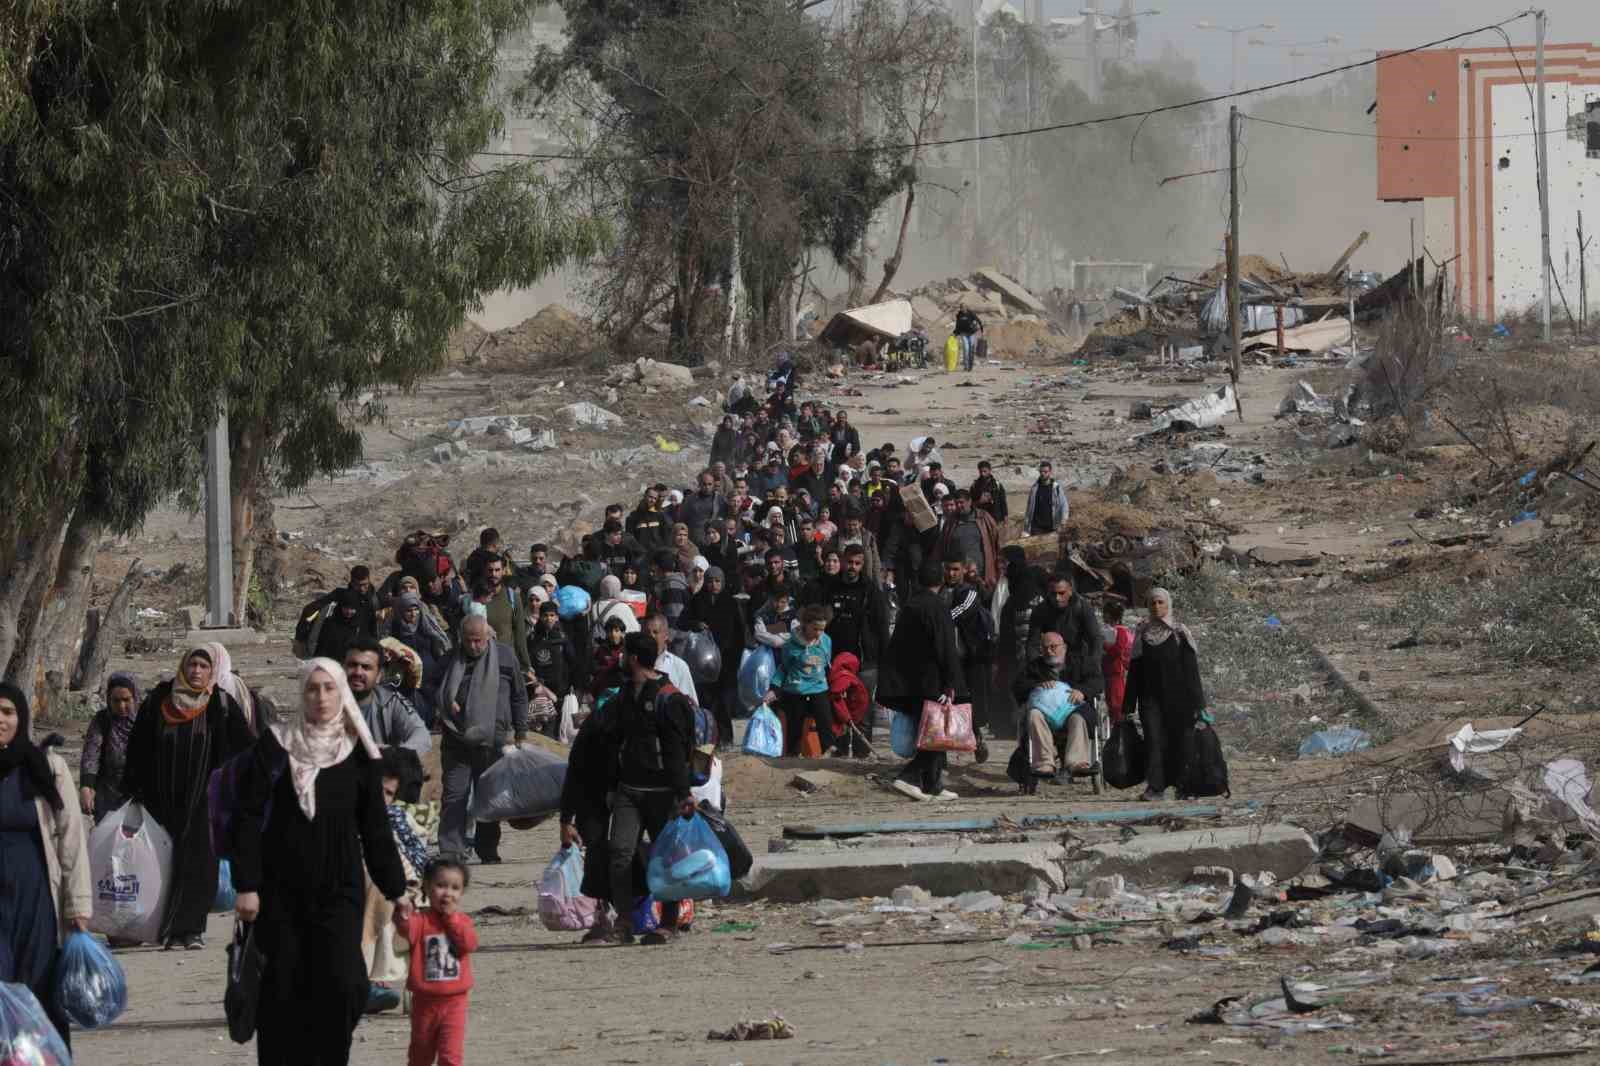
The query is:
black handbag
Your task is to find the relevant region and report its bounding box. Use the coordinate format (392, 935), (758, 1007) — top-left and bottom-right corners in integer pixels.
(1102, 718), (1146, 791)
(697, 801), (754, 881)
(224, 920), (265, 1044)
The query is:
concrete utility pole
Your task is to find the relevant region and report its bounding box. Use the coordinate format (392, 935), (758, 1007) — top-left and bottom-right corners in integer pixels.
(1227, 105), (1243, 420)
(1536, 8), (1552, 342)
(203, 412), (234, 629)
(973, 3), (981, 235)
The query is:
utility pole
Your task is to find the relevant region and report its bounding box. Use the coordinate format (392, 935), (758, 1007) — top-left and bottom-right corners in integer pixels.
(972, 3), (981, 236)
(1085, 0), (1100, 99)
(203, 412), (234, 629)
(1227, 105), (1243, 420)
(1535, 9), (1552, 342)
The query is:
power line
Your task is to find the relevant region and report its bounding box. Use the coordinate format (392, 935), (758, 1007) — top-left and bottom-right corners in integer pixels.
(1245, 114), (1562, 142)
(478, 9), (1537, 165)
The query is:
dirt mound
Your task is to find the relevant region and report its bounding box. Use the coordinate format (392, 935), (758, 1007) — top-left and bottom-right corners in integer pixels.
(475, 304), (599, 367)
(445, 320), (491, 364)
(1198, 254), (1291, 285)
(985, 317), (1077, 360)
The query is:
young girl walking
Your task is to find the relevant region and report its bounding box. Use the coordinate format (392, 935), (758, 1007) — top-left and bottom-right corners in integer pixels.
(396, 858), (479, 1066)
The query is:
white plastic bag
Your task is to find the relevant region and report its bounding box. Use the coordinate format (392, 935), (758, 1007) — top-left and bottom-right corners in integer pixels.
(537, 846), (599, 931)
(557, 693), (581, 746)
(89, 801), (173, 944)
(690, 756), (723, 812)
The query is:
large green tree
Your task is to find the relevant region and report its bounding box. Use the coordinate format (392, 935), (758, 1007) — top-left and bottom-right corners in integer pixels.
(1, 1), (602, 709)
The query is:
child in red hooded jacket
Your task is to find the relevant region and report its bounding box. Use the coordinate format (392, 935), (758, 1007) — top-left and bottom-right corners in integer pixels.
(828, 652), (871, 758)
(396, 858), (479, 1066)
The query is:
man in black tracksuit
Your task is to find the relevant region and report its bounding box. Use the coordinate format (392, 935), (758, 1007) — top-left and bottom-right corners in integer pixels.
(821, 544), (891, 754)
(605, 632), (697, 944)
(943, 558), (994, 764)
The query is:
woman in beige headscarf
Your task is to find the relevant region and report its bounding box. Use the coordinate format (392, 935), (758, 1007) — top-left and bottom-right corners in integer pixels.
(231, 658), (410, 1064)
(121, 645), (252, 948)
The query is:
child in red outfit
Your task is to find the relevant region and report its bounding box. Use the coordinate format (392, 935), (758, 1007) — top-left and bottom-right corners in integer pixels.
(396, 859), (479, 1066)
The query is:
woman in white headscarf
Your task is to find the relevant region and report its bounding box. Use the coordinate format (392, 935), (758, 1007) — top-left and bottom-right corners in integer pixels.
(231, 658), (410, 1066)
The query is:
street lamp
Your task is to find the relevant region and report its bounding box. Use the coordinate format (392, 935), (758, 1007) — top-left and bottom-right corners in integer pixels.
(1194, 20), (1277, 93)
(1249, 34), (1343, 80)
(1078, 6), (1160, 98)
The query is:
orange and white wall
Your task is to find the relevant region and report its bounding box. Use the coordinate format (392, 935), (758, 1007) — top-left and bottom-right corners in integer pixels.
(1376, 43), (1599, 321)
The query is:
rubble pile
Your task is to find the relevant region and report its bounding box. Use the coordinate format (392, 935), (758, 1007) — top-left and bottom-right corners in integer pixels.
(454, 303), (601, 368)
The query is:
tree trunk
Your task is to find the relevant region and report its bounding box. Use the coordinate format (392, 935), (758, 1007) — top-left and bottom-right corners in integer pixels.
(722, 194), (743, 362)
(73, 560), (143, 696)
(27, 509), (103, 714)
(0, 440), (79, 674)
(230, 416), (269, 624)
(869, 183), (917, 306)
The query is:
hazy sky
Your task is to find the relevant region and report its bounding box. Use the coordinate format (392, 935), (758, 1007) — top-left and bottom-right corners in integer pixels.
(1047, 1), (1600, 93)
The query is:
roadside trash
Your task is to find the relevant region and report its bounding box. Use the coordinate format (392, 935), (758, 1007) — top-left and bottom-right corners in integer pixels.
(1519, 469), (1538, 487)
(654, 435), (681, 452)
(707, 1016), (795, 1041)
(1298, 727), (1372, 759)
(1446, 722), (1522, 778)
(1493, 323), (1511, 337)
(55, 931), (128, 1029)
(1512, 510), (1538, 524)
(1265, 615), (1282, 630)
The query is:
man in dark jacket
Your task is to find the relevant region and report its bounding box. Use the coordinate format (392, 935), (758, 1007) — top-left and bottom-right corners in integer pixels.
(943, 558), (994, 764)
(626, 487), (672, 553)
(877, 562), (962, 802)
(971, 460), (1009, 523)
(434, 615), (529, 864)
(528, 601), (577, 706)
(1026, 574), (1105, 707)
(828, 409), (862, 465)
(605, 632), (697, 944)
(821, 544), (892, 753)
(678, 470), (728, 549)
(711, 415), (738, 468)
(308, 586), (371, 662)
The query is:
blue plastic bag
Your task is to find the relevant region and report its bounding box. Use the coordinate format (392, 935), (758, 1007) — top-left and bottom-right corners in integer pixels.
(1028, 682), (1079, 731)
(0, 981), (72, 1064)
(890, 710), (918, 758)
(646, 813), (732, 901)
(1297, 726), (1372, 759)
(737, 646), (776, 709)
(213, 859), (237, 913)
(629, 894), (662, 934)
(55, 931), (129, 1029)
(742, 706), (783, 758)
(556, 585), (591, 620)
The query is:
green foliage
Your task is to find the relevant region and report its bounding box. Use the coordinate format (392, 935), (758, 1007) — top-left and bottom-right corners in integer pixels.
(1, 0), (605, 545)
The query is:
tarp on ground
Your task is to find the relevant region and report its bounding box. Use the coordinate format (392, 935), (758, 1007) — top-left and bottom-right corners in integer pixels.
(819, 299), (914, 348)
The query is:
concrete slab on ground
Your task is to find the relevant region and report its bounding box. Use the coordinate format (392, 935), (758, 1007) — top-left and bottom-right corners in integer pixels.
(1069, 824), (1317, 886)
(739, 842), (1067, 902)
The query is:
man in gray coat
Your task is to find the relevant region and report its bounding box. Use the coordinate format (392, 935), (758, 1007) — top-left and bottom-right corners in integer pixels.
(434, 615), (529, 864)
(1023, 461), (1070, 535)
(342, 638), (431, 754)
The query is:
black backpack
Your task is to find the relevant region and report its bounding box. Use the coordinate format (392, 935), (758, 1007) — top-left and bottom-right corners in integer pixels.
(1102, 718), (1146, 791)
(1179, 722), (1230, 798)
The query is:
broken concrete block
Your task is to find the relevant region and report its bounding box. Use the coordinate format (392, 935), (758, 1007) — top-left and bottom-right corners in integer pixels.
(558, 401), (623, 429)
(739, 843), (1067, 902)
(892, 885), (935, 909)
(1084, 874), (1124, 899)
(522, 429), (558, 452)
(432, 444), (454, 464)
(178, 605), (206, 629)
(910, 295), (946, 326)
(954, 890), (1004, 914)
(1069, 825), (1317, 887)
(635, 358), (694, 389)
(506, 427), (534, 445)
(449, 440), (471, 458)
(789, 770), (847, 794)
(1326, 424), (1359, 448)
(975, 267), (1048, 314)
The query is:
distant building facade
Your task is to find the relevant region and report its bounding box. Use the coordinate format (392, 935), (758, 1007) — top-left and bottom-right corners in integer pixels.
(1376, 42), (1599, 320)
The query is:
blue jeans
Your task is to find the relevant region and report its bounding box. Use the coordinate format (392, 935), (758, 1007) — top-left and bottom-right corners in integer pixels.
(959, 334), (976, 370)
